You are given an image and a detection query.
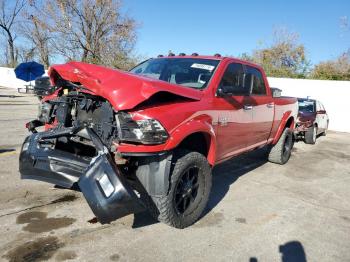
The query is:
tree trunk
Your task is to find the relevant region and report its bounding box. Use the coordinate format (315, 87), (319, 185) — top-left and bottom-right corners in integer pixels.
(7, 33), (16, 68)
(42, 52), (50, 68)
(0, 25), (16, 67)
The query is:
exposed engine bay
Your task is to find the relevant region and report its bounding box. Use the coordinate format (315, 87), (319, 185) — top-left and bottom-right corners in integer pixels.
(30, 79), (169, 161)
(40, 92), (117, 148)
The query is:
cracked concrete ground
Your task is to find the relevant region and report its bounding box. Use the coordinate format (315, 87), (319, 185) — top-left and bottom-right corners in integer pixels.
(0, 86), (349, 262)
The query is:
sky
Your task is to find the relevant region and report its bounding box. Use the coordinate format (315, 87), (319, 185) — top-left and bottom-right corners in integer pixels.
(125, 0), (350, 65)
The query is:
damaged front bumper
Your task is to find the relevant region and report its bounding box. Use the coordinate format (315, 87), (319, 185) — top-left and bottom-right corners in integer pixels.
(19, 128), (144, 223)
(20, 133), (90, 188)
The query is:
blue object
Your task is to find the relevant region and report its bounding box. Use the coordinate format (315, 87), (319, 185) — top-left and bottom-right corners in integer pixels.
(14, 61), (45, 82)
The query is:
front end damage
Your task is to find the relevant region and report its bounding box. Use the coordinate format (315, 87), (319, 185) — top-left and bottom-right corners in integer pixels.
(19, 78), (173, 224)
(20, 125), (147, 223)
(294, 113), (315, 140)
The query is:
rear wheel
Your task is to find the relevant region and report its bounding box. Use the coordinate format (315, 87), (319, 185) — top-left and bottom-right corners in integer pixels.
(305, 125), (317, 144)
(268, 128), (294, 165)
(150, 150), (212, 228)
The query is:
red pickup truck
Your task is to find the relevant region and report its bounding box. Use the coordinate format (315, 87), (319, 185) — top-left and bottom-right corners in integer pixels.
(20, 55), (297, 228)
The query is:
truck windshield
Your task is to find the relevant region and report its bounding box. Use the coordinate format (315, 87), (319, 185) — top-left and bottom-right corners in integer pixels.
(130, 58), (220, 89)
(298, 99), (315, 113)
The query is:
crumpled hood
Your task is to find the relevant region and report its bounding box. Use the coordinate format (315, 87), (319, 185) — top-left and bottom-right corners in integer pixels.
(48, 62), (203, 110)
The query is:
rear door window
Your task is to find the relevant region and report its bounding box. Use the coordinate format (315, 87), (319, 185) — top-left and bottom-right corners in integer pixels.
(245, 66), (267, 95)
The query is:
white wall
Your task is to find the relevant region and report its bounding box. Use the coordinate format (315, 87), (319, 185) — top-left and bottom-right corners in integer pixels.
(268, 77), (350, 133)
(0, 67), (48, 89)
(0, 67), (348, 132)
(0, 67), (34, 89)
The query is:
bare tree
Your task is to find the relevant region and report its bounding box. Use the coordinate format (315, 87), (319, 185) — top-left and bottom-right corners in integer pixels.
(0, 0), (26, 67)
(37, 0), (137, 70)
(0, 39), (8, 65)
(28, 16), (50, 67)
(21, 2), (51, 68)
(16, 45), (35, 62)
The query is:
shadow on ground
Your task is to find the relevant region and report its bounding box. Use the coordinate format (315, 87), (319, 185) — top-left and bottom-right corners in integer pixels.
(131, 147), (269, 227)
(250, 240), (307, 262)
(132, 211), (159, 228)
(0, 148), (16, 154)
(27, 146), (270, 229)
(0, 94), (23, 98)
(203, 146), (268, 217)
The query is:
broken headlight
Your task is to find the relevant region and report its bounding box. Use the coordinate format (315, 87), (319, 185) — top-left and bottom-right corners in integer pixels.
(117, 113), (168, 144)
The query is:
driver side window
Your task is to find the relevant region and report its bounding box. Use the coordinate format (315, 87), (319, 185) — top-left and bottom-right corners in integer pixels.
(219, 63), (247, 95)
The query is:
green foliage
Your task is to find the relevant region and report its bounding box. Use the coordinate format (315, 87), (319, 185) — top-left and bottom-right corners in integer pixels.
(311, 52), (350, 80)
(239, 28), (310, 78)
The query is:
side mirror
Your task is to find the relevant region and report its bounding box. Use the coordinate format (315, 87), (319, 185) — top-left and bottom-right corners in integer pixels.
(271, 88), (282, 98)
(316, 110), (326, 114)
(217, 85), (250, 97)
(217, 85), (235, 97)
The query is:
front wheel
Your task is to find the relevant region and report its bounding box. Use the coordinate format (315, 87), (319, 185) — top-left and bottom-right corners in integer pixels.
(151, 150), (212, 229)
(268, 128), (294, 165)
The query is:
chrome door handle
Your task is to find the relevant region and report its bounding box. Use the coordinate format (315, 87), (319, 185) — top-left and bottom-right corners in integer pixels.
(267, 102), (274, 108)
(243, 105), (253, 110)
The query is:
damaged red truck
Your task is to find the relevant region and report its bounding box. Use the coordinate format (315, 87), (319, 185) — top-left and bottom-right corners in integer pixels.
(19, 55), (298, 228)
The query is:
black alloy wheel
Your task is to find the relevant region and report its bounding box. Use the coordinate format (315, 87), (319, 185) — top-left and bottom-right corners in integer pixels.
(173, 166), (200, 215)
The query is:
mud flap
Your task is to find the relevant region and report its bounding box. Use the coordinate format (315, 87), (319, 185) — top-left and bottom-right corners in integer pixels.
(78, 129), (144, 224)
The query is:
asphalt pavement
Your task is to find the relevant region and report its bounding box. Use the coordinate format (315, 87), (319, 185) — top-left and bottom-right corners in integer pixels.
(0, 87), (349, 262)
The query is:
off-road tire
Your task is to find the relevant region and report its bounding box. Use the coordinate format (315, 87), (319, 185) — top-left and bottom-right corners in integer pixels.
(268, 128), (294, 165)
(150, 150), (212, 228)
(305, 125), (317, 144)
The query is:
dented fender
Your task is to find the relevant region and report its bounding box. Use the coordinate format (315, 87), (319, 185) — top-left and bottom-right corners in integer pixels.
(117, 115), (217, 165)
(164, 115), (217, 165)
